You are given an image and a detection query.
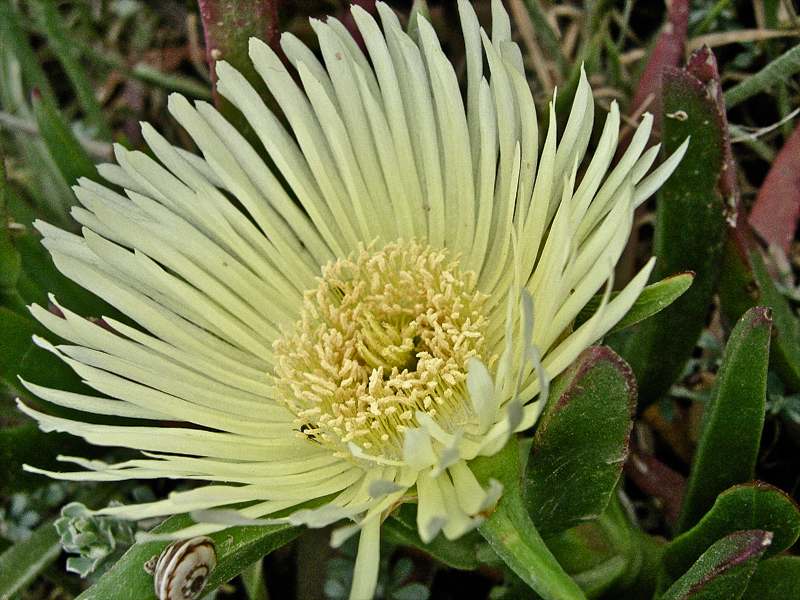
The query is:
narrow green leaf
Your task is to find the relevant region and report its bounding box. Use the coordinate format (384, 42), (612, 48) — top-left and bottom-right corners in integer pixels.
(718, 238), (800, 393)
(0, 516), (62, 599)
(520, 0), (569, 76)
(741, 556), (800, 600)
(475, 437), (588, 600)
(749, 250), (800, 391)
(0, 140), (24, 312)
(676, 307), (772, 534)
(575, 273), (694, 335)
(661, 530), (771, 600)
(522, 347), (636, 538)
(623, 51), (729, 410)
(663, 483), (800, 583)
(0, 0), (57, 105)
(75, 515), (302, 600)
(28, 0), (112, 140)
(31, 90), (99, 187)
(724, 45), (800, 109)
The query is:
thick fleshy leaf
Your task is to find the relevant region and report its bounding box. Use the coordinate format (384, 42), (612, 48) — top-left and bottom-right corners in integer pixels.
(523, 346), (636, 538)
(74, 514), (302, 600)
(623, 47), (730, 410)
(663, 483), (800, 584)
(474, 437), (588, 600)
(0, 516), (63, 600)
(740, 556), (800, 600)
(198, 0), (279, 114)
(676, 307), (772, 534)
(661, 530), (772, 600)
(575, 273), (693, 335)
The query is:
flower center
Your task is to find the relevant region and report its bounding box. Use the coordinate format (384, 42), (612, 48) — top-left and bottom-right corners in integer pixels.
(273, 239), (489, 461)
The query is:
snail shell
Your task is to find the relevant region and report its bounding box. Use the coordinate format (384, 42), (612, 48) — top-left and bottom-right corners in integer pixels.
(144, 536), (216, 600)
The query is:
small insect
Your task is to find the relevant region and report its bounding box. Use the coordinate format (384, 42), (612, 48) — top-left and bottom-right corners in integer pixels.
(295, 423), (322, 444)
(144, 536), (217, 600)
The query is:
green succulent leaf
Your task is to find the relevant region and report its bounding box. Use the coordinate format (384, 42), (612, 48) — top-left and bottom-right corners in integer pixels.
(575, 273), (693, 335)
(663, 483), (800, 584)
(676, 307), (772, 534)
(74, 514), (302, 600)
(660, 530), (771, 600)
(740, 556), (800, 600)
(197, 0), (279, 129)
(623, 50), (729, 410)
(522, 346), (636, 538)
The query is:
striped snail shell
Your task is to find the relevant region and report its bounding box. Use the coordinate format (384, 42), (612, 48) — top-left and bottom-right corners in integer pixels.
(144, 536), (216, 600)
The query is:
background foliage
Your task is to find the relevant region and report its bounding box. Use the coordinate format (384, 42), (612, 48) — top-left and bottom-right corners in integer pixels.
(2, 0), (800, 598)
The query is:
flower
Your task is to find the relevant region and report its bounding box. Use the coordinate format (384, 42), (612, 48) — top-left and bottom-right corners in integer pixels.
(17, 1), (687, 598)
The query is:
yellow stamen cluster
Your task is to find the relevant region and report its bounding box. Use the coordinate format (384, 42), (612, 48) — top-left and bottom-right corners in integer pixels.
(273, 239), (489, 460)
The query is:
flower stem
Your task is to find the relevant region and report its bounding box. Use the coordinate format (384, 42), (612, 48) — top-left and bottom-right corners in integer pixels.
(474, 439), (588, 600)
(479, 494), (588, 600)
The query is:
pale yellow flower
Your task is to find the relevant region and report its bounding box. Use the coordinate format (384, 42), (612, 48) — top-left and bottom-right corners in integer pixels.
(18, 1), (686, 598)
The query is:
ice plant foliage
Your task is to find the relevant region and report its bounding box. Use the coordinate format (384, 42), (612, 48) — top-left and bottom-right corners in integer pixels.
(18, 1), (686, 598)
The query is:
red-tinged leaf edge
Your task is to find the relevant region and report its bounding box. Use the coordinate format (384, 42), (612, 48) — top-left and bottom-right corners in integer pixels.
(629, 0), (689, 122)
(523, 346), (637, 538)
(684, 46), (740, 221)
(661, 530), (772, 600)
(198, 0), (281, 108)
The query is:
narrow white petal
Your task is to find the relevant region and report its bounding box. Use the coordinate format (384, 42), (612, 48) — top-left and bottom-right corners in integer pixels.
(349, 519), (381, 600)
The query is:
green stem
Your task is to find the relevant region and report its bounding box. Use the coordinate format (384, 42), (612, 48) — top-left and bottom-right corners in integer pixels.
(474, 439), (587, 600)
(479, 491), (588, 600)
